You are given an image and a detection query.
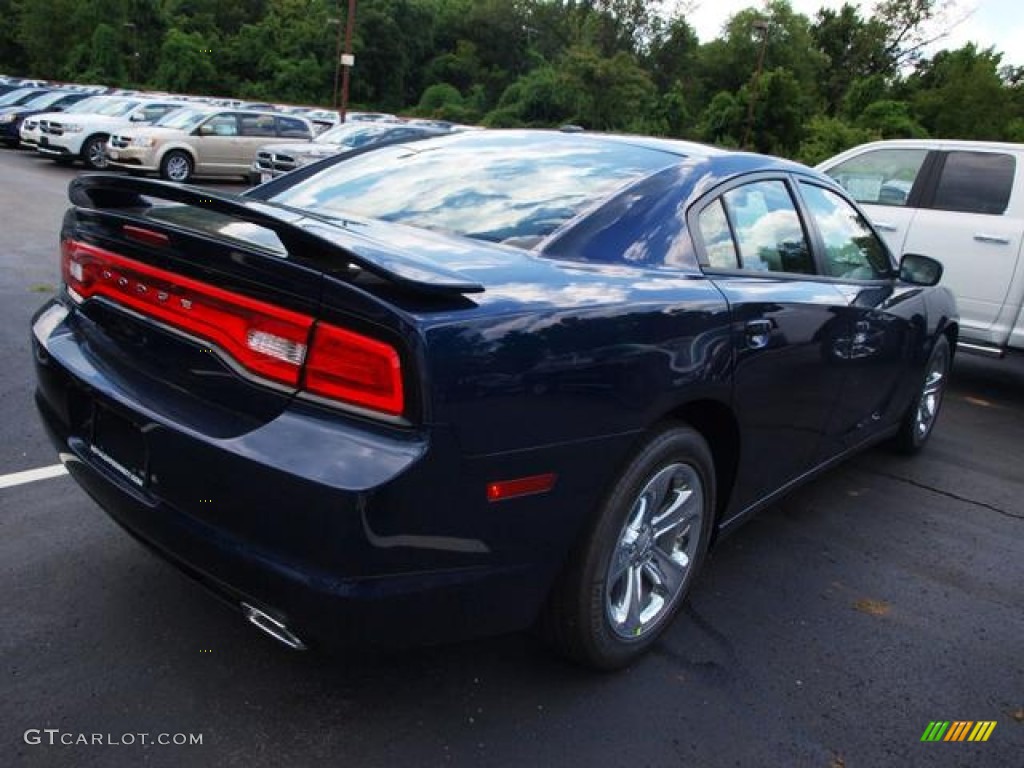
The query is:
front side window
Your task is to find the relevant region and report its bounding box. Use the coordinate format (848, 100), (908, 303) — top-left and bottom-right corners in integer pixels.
(721, 180), (814, 275)
(203, 114), (239, 137)
(141, 104), (179, 122)
(824, 148), (928, 207)
(799, 183), (891, 280)
(930, 151), (1014, 215)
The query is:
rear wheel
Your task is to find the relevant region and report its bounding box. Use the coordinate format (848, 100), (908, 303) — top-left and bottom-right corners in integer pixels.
(542, 425), (715, 669)
(160, 150), (193, 182)
(81, 135), (110, 170)
(894, 335), (950, 453)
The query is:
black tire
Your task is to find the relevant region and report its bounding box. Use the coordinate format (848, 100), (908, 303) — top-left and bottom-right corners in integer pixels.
(160, 150), (193, 182)
(893, 334), (951, 454)
(81, 135), (110, 170)
(541, 424), (715, 670)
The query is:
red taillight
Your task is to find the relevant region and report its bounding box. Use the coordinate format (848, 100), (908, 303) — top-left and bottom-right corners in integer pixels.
(304, 323), (404, 416)
(61, 239), (406, 418)
(63, 239), (313, 386)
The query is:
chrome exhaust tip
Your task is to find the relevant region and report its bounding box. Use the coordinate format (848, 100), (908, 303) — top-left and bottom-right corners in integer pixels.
(241, 602), (307, 651)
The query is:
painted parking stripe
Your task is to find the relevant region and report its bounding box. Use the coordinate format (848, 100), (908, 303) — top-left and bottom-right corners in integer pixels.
(0, 464), (68, 490)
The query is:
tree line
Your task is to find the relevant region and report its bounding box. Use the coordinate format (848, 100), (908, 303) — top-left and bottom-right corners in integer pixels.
(1, 0), (1022, 164)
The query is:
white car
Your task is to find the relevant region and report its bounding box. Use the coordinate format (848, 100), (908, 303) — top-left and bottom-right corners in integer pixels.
(37, 98), (187, 169)
(19, 95), (110, 149)
(107, 108), (314, 182)
(818, 139), (1024, 357)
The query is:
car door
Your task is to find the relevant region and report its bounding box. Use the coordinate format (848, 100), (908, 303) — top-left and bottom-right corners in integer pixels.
(901, 149), (1022, 345)
(236, 114), (280, 171)
(691, 177), (849, 517)
(793, 179), (921, 452)
(193, 112), (241, 172)
(819, 146), (932, 257)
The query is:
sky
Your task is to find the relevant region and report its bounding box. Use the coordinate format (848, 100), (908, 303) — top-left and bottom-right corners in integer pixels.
(684, 0), (1024, 66)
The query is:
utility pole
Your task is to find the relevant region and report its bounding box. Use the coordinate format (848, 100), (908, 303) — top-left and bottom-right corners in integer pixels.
(339, 0), (357, 124)
(123, 22), (139, 84)
(329, 13), (342, 111)
(742, 19), (770, 151)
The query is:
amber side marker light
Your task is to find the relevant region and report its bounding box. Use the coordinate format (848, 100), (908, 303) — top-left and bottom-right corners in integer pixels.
(486, 473), (557, 502)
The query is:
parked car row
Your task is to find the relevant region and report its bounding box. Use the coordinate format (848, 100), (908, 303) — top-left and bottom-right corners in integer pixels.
(2, 76), (477, 183)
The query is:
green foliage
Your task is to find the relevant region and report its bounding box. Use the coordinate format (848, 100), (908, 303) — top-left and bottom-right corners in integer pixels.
(153, 28), (219, 94)
(0, 0), (1020, 165)
(909, 44), (1014, 140)
(797, 116), (877, 166)
(858, 99), (927, 138)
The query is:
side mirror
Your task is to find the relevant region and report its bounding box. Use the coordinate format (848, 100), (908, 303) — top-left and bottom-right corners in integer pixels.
(899, 253), (943, 286)
(196, 123), (214, 136)
(129, 113), (146, 122)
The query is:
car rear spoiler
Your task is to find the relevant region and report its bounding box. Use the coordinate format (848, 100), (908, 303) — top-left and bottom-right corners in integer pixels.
(68, 174), (485, 296)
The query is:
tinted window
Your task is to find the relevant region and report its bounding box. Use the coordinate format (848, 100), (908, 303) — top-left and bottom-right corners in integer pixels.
(697, 199), (739, 269)
(825, 148), (928, 207)
(268, 133), (678, 243)
(721, 181), (814, 274)
(930, 151), (1014, 215)
(240, 114), (277, 137)
(800, 183), (891, 280)
(276, 116), (309, 138)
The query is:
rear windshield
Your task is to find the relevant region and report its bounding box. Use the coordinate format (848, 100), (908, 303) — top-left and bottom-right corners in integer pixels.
(267, 132), (679, 244)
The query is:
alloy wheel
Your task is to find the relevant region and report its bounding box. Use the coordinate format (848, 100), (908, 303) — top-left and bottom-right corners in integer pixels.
(605, 462), (704, 640)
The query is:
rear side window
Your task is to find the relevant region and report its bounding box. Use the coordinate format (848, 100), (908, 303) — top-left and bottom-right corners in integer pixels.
(697, 200), (739, 269)
(930, 151), (1014, 215)
(824, 148), (927, 207)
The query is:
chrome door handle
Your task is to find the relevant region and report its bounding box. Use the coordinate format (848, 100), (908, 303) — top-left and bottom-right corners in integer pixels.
(873, 222), (898, 232)
(744, 319), (773, 350)
(974, 233), (1010, 245)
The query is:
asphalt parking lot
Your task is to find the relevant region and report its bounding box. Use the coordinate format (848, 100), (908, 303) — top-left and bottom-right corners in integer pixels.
(2, 147), (1022, 768)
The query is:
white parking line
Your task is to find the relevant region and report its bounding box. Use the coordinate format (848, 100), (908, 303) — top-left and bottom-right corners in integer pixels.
(0, 464), (69, 490)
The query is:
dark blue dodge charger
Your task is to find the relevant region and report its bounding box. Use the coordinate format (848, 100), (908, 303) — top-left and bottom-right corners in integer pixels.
(32, 130), (957, 668)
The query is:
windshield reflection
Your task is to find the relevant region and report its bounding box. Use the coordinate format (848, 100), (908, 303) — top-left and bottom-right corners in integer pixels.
(269, 132), (679, 245)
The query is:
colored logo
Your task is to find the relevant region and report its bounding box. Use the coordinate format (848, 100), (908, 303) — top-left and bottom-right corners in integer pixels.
(921, 721), (996, 742)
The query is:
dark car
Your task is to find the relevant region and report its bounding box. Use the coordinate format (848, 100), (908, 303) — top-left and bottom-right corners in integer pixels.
(31, 131), (956, 669)
(0, 86), (50, 109)
(0, 89), (92, 147)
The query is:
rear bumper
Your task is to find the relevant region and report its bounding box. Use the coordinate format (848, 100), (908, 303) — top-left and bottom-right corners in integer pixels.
(32, 299), (560, 648)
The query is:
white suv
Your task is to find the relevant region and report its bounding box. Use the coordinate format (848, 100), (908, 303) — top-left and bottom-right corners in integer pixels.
(37, 98), (186, 169)
(818, 140), (1024, 357)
